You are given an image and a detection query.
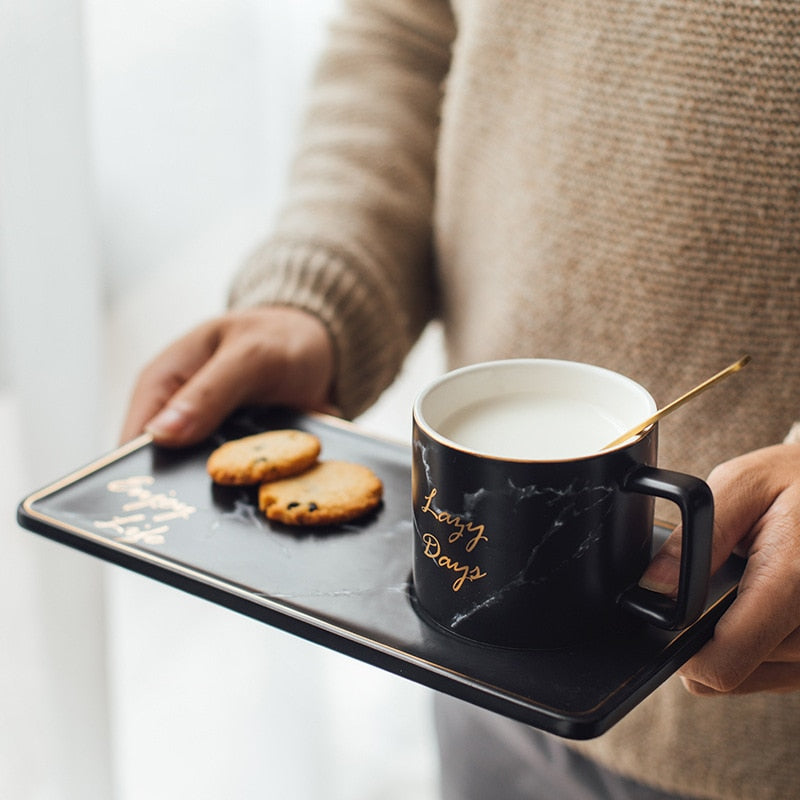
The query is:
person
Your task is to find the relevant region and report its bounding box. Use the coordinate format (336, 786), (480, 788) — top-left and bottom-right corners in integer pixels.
(122, 2), (800, 798)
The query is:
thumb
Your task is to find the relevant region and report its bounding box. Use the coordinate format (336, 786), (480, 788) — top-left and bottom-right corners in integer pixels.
(640, 457), (766, 594)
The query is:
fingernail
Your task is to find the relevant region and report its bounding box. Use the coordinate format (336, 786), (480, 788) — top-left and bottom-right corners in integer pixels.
(639, 553), (680, 594)
(639, 574), (678, 594)
(146, 405), (190, 438)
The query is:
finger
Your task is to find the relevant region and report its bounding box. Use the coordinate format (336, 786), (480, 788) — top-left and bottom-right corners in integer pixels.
(120, 322), (222, 444)
(682, 661), (800, 695)
(768, 625), (800, 662)
(680, 513), (800, 691)
(144, 345), (256, 446)
(683, 622), (800, 695)
(120, 390), (168, 444)
(705, 455), (774, 558)
(639, 524), (683, 595)
(641, 455), (772, 594)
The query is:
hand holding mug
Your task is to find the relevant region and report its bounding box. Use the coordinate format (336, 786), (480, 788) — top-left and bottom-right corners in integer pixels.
(644, 442), (800, 694)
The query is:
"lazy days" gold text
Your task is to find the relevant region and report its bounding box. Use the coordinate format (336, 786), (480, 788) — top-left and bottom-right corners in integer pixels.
(419, 488), (488, 591)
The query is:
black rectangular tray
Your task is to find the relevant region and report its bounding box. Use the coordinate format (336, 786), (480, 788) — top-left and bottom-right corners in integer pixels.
(17, 408), (743, 739)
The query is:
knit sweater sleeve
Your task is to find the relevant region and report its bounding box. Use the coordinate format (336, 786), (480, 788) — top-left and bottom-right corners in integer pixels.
(228, 0), (455, 419)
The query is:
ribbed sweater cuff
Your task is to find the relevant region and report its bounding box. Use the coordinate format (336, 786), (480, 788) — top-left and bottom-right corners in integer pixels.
(228, 240), (408, 419)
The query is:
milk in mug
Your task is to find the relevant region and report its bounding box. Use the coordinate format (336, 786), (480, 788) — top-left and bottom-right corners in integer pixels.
(438, 392), (628, 460)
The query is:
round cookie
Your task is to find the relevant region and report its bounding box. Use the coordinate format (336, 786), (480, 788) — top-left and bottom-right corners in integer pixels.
(258, 460), (383, 526)
(206, 429), (321, 486)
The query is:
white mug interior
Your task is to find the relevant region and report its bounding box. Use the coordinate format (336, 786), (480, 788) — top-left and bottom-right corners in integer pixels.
(415, 359), (657, 461)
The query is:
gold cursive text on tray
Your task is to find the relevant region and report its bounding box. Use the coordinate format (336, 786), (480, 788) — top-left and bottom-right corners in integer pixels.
(93, 476), (197, 546)
(419, 488), (488, 591)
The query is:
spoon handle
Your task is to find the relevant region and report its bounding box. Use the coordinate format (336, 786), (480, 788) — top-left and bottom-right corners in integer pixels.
(601, 355), (751, 451)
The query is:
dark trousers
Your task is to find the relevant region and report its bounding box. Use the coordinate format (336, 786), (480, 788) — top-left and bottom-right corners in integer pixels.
(434, 694), (694, 800)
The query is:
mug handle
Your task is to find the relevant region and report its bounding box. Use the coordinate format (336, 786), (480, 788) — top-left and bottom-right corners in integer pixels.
(618, 466), (714, 630)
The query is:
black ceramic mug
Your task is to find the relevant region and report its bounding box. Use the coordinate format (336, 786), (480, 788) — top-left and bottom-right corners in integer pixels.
(411, 359), (713, 649)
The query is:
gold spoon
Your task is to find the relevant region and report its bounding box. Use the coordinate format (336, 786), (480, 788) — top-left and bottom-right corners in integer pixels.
(601, 355), (751, 451)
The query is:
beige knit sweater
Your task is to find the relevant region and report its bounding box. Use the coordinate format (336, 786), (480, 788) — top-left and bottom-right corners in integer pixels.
(230, 2), (800, 797)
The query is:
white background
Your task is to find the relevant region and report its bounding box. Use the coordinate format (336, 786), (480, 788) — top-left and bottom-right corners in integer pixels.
(0, 1), (445, 797)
